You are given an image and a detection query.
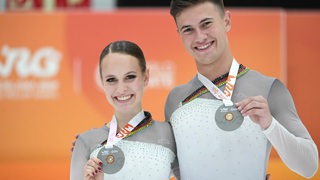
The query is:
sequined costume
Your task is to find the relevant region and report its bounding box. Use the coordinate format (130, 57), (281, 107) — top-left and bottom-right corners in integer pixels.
(165, 66), (318, 180)
(70, 111), (179, 180)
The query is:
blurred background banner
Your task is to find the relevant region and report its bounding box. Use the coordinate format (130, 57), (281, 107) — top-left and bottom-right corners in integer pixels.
(0, 1), (320, 179)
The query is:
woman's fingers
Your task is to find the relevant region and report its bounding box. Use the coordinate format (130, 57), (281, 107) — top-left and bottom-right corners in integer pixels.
(84, 157), (103, 178)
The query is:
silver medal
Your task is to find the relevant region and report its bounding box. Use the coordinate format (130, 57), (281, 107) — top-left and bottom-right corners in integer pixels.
(215, 104), (244, 131)
(97, 145), (125, 174)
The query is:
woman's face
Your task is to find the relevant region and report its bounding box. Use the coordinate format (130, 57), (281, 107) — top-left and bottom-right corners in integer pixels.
(100, 52), (149, 115)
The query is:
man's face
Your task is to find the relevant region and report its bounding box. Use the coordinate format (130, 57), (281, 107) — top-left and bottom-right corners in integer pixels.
(175, 2), (231, 66)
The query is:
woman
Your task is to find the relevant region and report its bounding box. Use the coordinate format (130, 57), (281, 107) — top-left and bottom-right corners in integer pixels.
(70, 40), (179, 180)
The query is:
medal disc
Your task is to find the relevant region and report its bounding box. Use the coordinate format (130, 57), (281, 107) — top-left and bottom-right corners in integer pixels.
(215, 104), (244, 131)
(97, 145), (125, 174)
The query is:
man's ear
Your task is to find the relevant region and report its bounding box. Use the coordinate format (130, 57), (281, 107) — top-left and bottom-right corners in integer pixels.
(224, 10), (231, 32)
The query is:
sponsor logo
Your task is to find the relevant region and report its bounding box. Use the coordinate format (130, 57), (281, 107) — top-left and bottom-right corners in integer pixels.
(0, 45), (62, 99)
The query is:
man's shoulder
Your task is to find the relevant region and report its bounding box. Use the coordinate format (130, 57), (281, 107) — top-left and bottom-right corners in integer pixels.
(235, 69), (279, 99)
(244, 69), (276, 83)
(165, 76), (199, 121)
(168, 76), (199, 97)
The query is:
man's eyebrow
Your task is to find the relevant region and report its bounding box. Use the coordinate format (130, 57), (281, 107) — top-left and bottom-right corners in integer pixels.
(179, 17), (214, 31)
(199, 17), (213, 24)
(179, 25), (191, 31)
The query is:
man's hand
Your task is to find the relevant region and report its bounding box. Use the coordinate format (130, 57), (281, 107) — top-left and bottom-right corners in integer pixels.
(235, 96), (272, 130)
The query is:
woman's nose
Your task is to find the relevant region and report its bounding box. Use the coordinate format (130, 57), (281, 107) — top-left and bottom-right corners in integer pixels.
(116, 82), (128, 94)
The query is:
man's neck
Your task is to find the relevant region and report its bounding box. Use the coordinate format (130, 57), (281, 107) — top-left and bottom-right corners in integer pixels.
(197, 57), (234, 81)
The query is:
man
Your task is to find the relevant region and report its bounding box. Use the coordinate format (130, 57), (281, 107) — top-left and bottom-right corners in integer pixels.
(164, 0), (318, 179)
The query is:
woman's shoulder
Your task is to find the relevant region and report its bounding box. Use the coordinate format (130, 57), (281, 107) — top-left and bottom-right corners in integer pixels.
(147, 120), (176, 149)
(128, 119), (176, 152)
(77, 125), (109, 144)
(151, 120), (171, 127)
(149, 120), (173, 135)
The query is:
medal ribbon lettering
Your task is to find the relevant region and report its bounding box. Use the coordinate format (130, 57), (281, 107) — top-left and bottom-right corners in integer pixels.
(106, 110), (145, 148)
(197, 59), (240, 106)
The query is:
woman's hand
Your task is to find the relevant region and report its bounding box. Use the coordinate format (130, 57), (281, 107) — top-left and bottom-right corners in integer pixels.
(84, 157), (104, 180)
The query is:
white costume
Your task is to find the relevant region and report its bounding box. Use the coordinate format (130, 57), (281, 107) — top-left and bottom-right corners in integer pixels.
(165, 66), (318, 180)
(71, 111), (179, 180)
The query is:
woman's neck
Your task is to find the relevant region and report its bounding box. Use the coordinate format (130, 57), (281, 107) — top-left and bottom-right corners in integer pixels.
(115, 109), (142, 132)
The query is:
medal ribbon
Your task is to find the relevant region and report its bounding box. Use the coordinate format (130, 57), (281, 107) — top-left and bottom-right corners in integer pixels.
(197, 59), (239, 106)
(106, 110), (145, 148)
